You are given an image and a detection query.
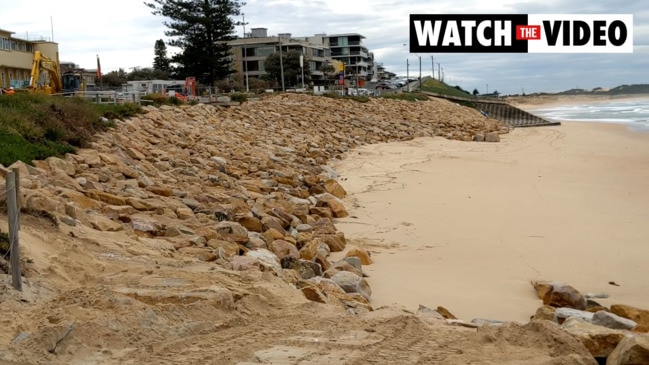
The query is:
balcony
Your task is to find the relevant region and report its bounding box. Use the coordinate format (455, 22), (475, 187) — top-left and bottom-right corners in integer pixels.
(349, 50), (368, 58)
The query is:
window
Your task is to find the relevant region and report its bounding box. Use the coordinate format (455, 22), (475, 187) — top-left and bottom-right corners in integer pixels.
(244, 60), (260, 71)
(254, 46), (275, 57)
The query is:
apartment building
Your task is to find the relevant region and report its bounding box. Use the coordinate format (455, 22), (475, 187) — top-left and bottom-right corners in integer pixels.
(229, 28), (333, 86)
(325, 33), (372, 84)
(0, 27), (59, 89)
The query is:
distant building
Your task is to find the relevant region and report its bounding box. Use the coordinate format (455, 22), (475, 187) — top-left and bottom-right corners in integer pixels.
(229, 29), (388, 87)
(325, 33), (372, 84)
(123, 79), (186, 94)
(0, 27), (59, 89)
(229, 28), (333, 86)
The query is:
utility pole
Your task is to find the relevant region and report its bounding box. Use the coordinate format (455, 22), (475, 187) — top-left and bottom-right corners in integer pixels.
(242, 13), (249, 93)
(438, 63), (441, 82)
(355, 62), (359, 95)
(300, 52), (305, 89)
(418, 55), (422, 91)
(430, 55), (434, 79)
(406, 58), (410, 92)
(278, 36), (285, 92)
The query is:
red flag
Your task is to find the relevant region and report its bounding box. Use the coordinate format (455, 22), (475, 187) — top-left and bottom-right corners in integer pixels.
(96, 55), (101, 79)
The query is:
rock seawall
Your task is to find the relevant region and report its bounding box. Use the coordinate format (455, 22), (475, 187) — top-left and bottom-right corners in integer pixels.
(2, 93), (508, 312)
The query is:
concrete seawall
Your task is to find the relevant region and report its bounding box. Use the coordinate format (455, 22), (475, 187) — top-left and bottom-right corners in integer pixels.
(424, 92), (560, 128)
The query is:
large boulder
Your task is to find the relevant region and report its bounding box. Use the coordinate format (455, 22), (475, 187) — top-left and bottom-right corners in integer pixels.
(346, 247), (373, 265)
(561, 317), (626, 358)
(543, 283), (587, 310)
(611, 304), (649, 332)
(606, 334), (649, 365)
(323, 179), (347, 199)
(315, 193), (348, 218)
(214, 221), (249, 244)
(330, 271), (371, 301)
(269, 239), (299, 260)
(593, 310), (638, 330)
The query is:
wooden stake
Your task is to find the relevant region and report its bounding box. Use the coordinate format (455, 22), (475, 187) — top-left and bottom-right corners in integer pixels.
(12, 168), (20, 231)
(6, 172), (22, 291)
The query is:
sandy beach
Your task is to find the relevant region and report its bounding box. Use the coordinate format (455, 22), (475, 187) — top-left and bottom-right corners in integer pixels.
(334, 121), (649, 323)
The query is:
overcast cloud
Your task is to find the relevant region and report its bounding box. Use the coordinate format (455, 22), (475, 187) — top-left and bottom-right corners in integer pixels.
(1, 0), (647, 94)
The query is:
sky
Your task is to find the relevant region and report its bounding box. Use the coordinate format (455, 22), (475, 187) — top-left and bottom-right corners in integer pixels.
(1, 0), (647, 95)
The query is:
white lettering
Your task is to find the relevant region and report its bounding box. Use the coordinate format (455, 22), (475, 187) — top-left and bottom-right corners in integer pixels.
(442, 21), (462, 46)
(413, 20), (443, 46)
(477, 21), (490, 46)
(494, 20), (511, 46)
(461, 20), (476, 46)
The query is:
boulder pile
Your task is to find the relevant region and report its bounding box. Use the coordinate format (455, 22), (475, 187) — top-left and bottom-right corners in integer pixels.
(528, 281), (649, 363)
(1, 93), (507, 313)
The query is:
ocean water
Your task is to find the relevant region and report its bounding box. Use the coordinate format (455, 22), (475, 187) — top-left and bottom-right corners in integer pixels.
(529, 98), (649, 132)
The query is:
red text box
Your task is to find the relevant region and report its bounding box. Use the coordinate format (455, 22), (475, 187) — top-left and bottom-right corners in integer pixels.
(516, 25), (541, 40)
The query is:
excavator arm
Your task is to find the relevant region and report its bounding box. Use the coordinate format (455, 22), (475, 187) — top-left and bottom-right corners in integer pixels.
(28, 51), (63, 94)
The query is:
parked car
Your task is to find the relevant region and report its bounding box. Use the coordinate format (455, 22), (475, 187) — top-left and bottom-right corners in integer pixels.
(348, 88), (370, 96)
(376, 82), (396, 89)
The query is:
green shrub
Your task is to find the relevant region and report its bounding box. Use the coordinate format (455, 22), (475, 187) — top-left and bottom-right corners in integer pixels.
(141, 93), (172, 106)
(0, 230), (9, 254)
(349, 95), (370, 103)
(91, 102), (142, 120)
(230, 93), (248, 103)
(321, 92), (343, 100)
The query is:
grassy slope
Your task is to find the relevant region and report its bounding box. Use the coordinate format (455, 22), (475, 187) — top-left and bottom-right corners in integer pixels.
(420, 79), (474, 99)
(0, 93), (141, 167)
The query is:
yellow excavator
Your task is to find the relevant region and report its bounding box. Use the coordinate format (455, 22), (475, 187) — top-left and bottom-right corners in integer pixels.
(28, 51), (84, 95)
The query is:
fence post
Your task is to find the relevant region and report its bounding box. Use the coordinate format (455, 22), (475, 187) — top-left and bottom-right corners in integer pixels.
(12, 168), (20, 231)
(6, 172), (22, 291)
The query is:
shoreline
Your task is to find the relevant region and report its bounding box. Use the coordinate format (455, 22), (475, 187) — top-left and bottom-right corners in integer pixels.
(507, 93), (649, 107)
(333, 120), (649, 322)
(513, 94), (649, 133)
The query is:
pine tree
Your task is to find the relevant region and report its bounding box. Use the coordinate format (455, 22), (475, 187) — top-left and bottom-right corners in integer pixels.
(153, 39), (171, 73)
(146, 0), (244, 86)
